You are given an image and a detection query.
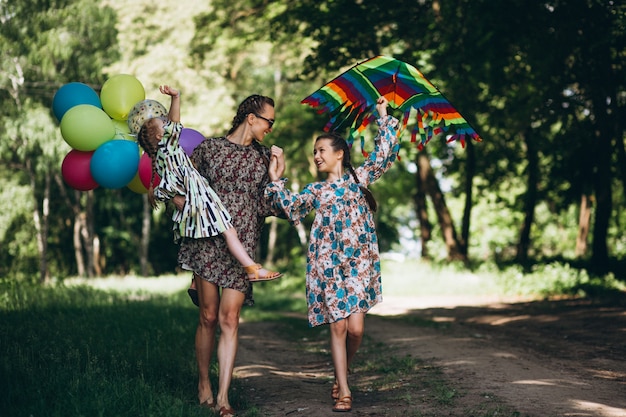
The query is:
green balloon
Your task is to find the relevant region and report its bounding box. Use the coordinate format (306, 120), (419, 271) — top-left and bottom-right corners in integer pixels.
(60, 105), (116, 151)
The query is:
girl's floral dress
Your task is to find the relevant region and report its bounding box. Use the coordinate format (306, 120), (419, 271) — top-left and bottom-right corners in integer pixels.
(265, 116), (400, 326)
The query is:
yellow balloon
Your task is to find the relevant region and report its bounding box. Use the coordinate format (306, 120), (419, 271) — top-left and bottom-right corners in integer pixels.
(101, 74), (145, 120)
(127, 172), (148, 194)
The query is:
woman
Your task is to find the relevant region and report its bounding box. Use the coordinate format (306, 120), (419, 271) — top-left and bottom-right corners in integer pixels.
(137, 85), (282, 282)
(173, 95), (285, 417)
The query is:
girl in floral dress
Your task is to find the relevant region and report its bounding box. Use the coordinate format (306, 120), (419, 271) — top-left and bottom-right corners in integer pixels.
(266, 97), (399, 412)
(136, 85), (281, 296)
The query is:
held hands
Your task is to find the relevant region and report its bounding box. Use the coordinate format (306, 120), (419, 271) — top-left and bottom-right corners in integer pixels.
(376, 96), (389, 118)
(159, 85), (180, 98)
(268, 145), (285, 181)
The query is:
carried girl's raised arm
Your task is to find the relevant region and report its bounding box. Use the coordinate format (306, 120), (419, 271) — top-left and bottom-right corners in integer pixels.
(159, 85), (180, 123)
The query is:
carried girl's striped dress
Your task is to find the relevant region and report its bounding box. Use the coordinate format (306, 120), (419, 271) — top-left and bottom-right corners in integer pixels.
(154, 121), (232, 242)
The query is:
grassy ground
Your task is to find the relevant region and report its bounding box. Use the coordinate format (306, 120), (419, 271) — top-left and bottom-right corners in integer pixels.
(1, 259), (622, 416)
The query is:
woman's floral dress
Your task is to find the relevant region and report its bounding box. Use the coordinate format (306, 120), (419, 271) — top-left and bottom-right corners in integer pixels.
(265, 116), (400, 326)
(177, 136), (277, 305)
(154, 121), (233, 243)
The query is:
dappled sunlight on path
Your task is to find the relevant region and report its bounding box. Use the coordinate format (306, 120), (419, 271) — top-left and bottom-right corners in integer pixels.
(365, 296), (626, 417)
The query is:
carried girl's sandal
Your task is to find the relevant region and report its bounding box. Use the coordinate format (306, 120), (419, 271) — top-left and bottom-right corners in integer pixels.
(244, 263), (282, 282)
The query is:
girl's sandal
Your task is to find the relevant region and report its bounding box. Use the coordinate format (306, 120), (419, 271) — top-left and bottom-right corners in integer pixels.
(244, 263), (282, 282)
(219, 406), (236, 417)
(332, 396), (352, 412)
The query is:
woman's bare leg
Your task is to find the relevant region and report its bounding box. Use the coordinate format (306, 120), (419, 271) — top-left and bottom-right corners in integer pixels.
(196, 275), (219, 405)
(215, 287), (246, 411)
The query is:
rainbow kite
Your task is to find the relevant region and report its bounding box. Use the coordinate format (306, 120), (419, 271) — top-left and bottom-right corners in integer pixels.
(302, 55), (482, 151)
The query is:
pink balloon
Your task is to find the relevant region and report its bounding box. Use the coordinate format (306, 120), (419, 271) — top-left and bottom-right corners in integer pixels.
(138, 152), (161, 189)
(61, 150), (99, 191)
(180, 128), (205, 156)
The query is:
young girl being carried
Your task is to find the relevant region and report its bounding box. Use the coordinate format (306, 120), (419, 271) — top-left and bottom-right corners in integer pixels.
(265, 97), (399, 413)
(137, 85), (281, 305)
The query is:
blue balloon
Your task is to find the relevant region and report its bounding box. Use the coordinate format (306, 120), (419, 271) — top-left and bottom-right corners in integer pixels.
(52, 82), (102, 121)
(90, 140), (140, 189)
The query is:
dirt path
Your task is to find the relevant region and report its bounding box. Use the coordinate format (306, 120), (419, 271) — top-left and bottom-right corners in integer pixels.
(234, 296), (626, 417)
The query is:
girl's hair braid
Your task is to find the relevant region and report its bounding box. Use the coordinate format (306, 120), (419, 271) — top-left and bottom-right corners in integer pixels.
(136, 119), (161, 209)
(228, 95), (275, 168)
(316, 132), (378, 212)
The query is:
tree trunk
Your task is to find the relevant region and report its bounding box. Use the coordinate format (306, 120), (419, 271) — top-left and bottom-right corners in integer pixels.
(414, 153), (432, 259)
(590, 127), (612, 270)
(460, 138), (476, 256)
(585, 9), (617, 272)
(516, 128), (538, 264)
(417, 151), (466, 262)
(589, 85), (614, 271)
(288, 172), (309, 248)
(53, 173), (98, 277)
(265, 217), (278, 264)
(73, 213), (86, 277)
(140, 194), (151, 276)
(26, 159), (50, 283)
(575, 193), (592, 258)
(84, 191), (97, 277)
(614, 110), (626, 200)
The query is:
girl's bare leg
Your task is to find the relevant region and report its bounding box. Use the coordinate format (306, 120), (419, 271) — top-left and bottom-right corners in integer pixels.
(330, 319), (351, 399)
(346, 313), (365, 371)
(330, 313), (364, 403)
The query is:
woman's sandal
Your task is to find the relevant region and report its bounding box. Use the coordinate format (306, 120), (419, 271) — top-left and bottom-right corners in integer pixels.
(187, 278), (199, 307)
(332, 395), (352, 412)
(187, 288), (199, 307)
(244, 263), (282, 282)
(199, 397), (216, 408)
(331, 381), (339, 401)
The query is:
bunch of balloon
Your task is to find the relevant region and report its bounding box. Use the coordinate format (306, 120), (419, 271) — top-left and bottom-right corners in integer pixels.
(55, 75), (148, 192)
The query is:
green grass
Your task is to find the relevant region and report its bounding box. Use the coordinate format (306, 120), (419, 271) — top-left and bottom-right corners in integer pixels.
(1, 261), (621, 416)
(380, 259), (503, 297)
(380, 258), (626, 299)
(0, 284), (205, 417)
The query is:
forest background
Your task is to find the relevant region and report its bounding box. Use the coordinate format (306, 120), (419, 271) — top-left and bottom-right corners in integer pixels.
(1, 0), (625, 291)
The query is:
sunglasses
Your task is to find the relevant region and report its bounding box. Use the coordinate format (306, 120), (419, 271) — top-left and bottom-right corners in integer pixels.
(254, 113), (275, 129)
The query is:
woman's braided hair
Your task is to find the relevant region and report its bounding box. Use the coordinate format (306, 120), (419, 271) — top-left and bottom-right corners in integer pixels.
(316, 132), (378, 212)
(228, 94), (275, 168)
(136, 118), (161, 209)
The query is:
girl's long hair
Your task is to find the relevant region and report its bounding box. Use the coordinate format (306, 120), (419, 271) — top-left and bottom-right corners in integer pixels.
(316, 132), (377, 212)
(136, 118), (161, 209)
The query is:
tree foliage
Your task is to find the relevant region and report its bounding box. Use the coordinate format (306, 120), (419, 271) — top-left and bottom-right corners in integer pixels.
(1, 0), (625, 281)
